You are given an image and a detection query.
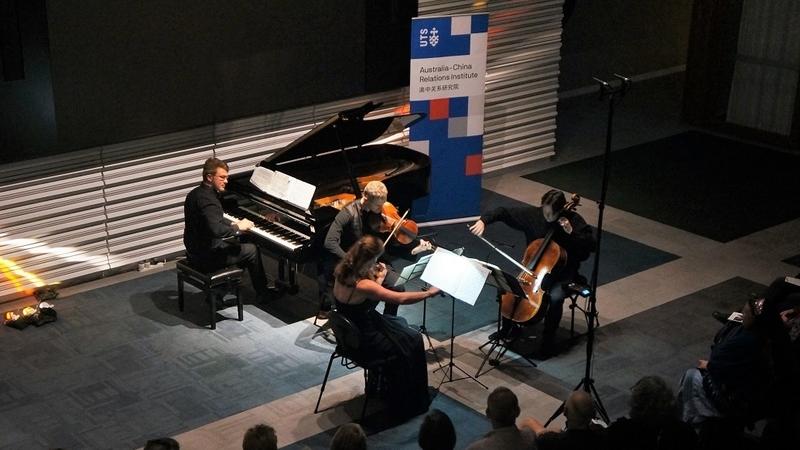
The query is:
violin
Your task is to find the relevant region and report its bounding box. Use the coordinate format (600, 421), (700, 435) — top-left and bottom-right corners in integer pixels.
(368, 201), (419, 245)
(500, 194), (581, 323)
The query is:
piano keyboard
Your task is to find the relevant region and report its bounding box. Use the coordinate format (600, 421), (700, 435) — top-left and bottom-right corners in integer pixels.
(223, 212), (308, 251)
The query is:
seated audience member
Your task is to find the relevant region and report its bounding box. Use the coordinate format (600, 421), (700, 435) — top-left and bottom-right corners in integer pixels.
(678, 296), (777, 429)
(242, 423), (277, 450)
(418, 409), (457, 450)
(760, 277), (800, 450)
(522, 390), (604, 450)
(330, 423), (367, 450)
(144, 437), (179, 450)
(466, 386), (537, 450)
(606, 376), (697, 450)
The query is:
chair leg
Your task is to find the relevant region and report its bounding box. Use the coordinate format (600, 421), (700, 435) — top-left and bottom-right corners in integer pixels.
(236, 284), (243, 321)
(315, 352), (337, 413)
(178, 274), (185, 312)
(314, 295), (326, 327)
(570, 297), (577, 339)
(207, 288), (216, 330)
(360, 368), (370, 421)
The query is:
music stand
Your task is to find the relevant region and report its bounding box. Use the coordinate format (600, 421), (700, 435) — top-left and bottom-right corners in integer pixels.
(420, 248), (489, 390)
(394, 253), (443, 368)
(474, 263), (538, 377)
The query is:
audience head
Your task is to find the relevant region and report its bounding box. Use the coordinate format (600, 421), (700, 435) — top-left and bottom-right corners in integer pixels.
(362, 181), (388, 213)
(628, 375), (677, 422)
(742, 298), (770, 332)
(541, 189), (567, 222)
(564, 390), (594, 430)
(418, 409), (456, 450)
(242, 423), (277, 450)
(485, 386), (521, 428)
(144, 437), (180, 450)
(334, 235), (385, 286)
(330, 422), (366, 450)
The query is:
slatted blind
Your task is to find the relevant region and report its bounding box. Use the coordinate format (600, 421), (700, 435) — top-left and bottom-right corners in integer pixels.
(0, 0), (562, 301)
(727, 0), (800, 135)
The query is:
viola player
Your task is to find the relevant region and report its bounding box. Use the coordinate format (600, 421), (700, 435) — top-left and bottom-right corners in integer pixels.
(469, 189), (596, 358)
(318, 181), (432, 319)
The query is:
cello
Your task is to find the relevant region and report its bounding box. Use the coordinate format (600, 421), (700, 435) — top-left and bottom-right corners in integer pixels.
(495, 194), (581, 323)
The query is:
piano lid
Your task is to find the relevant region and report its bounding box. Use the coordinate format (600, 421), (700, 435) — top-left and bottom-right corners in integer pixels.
(261, 101), (424, 167)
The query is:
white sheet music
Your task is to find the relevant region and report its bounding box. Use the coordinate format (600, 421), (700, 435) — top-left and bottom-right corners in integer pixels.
(250, 166), (316, 210)
(421, 247), (489, 306)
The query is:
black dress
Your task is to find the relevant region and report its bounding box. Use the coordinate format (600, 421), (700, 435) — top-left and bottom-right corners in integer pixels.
(335, 298), (429, 417)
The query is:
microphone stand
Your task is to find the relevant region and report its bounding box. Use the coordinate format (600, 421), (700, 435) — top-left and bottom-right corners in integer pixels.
(544, 74), (630, 427)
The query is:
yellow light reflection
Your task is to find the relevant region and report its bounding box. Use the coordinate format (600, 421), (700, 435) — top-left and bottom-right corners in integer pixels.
(1, 233), (109, 296)
(0, 237), (109, 267)
(0, 257), (46, 295)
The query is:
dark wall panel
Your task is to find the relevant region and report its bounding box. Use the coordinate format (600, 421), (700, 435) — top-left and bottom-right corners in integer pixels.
(0, 0), (56, 161)
(559, 0), (693, 91)
(45, 0), (366, 151)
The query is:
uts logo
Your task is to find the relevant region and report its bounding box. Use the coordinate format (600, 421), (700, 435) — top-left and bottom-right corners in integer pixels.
(418, 27), (440, 47)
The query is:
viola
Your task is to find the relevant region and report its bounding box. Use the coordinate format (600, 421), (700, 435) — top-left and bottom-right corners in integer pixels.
(369, 201), (419, 245)
(500, 194), (581, 323)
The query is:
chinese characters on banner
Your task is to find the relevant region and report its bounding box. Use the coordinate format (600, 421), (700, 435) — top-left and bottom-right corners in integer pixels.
(409, 14), (488, 221)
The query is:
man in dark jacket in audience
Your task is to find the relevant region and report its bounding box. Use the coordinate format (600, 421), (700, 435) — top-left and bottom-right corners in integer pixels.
(466, 387), (537, 450)
(522, 390), (605, 450)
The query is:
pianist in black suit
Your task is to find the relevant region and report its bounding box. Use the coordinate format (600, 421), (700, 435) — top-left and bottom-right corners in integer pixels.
(183, 157), (270, 301)
(319, 181), (432, 319)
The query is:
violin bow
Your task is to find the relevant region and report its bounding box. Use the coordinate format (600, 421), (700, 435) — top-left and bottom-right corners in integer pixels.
(385, 208), (410, 244)
(473, 232), (533, 276)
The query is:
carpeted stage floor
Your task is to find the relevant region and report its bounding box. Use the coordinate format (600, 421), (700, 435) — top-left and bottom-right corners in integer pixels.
(2, 129), (798, 448)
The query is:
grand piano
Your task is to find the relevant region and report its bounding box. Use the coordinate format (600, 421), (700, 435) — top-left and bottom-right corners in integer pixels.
(222, 102), (430, 290)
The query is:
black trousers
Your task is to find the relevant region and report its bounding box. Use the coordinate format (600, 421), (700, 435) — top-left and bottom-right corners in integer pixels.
(500, 280), (569, 349)
(189, 242), (269, 296)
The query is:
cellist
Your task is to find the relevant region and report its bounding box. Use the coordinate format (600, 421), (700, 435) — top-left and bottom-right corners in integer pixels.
(469, 189), (596, 358)
(318, 180), (433, 319)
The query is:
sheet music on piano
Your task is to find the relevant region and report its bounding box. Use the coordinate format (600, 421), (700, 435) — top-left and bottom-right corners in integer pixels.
(250, 166), (316, 211)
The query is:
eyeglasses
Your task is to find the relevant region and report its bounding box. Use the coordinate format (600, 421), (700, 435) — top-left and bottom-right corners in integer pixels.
(748, 297), (765, 316)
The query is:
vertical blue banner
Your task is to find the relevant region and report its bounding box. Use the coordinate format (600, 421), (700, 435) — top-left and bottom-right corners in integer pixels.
(409, 14), (489, 221)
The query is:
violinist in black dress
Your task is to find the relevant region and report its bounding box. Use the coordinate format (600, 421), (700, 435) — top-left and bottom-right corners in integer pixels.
(333, 235), (441, 418)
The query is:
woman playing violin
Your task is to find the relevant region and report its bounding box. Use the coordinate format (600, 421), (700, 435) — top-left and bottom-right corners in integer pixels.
(333, 235), (440, 418)
(319, 181), (433, 318)
(469, 189), (596, 358)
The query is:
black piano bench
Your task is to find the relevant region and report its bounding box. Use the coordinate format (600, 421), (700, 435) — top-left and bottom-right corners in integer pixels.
(176, 259), (244, 329)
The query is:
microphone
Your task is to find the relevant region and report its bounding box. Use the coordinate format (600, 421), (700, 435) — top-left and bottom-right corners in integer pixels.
(613, 73), (632, 96)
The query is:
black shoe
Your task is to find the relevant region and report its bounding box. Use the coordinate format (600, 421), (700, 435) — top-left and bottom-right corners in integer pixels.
(711, 311), (728, 324)
(531, 345), (555, 360)
(502, 325), (522, 342)
(533, 334), (557, 359)
(488, 324), (521, 342)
